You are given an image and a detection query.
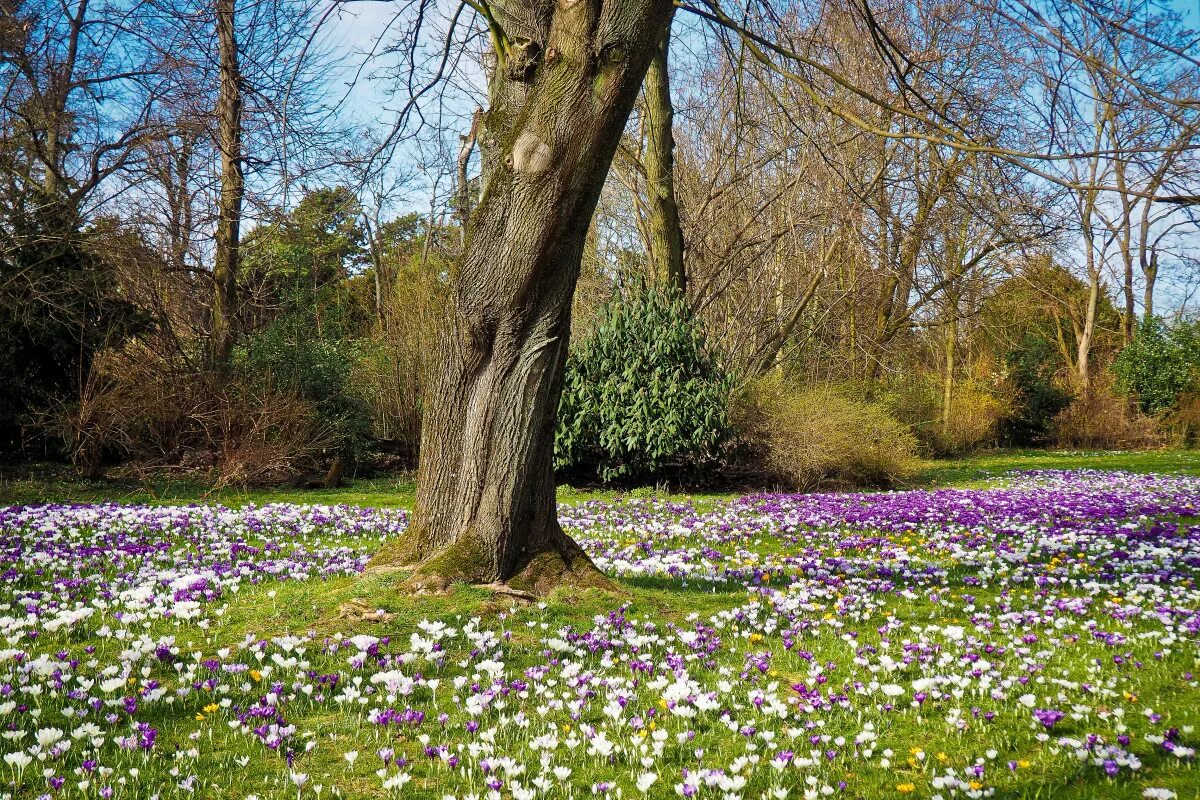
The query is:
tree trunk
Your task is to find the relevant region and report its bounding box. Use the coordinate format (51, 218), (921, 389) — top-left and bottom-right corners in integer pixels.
(941, 306), (957, 438)
(456, 107), (483, 244)
(1143, 253), (1157, 322)
(1121, 253), (1134, 344)
(369, 0), (673, 594)
(210, 0), (243, 368)
(1077, 271), (1099, 391)
(642, 13), (685, 294)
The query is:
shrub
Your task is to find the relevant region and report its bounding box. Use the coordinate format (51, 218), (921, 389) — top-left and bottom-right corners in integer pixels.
(50, 345), (334, 485)
(936, 380), (1008, 454)
(998, 336), (1073, 445)
(733, 378), (918, 490)
(351, 339), (422, 467)
(1051, 373), (1160, 450)
(555, 284), (732, 484)
(880, 374), (1006, 456)
(1113, 318), (1198, 415)
(235, 316), (373, 464)
(1163, 390), (1200, 447)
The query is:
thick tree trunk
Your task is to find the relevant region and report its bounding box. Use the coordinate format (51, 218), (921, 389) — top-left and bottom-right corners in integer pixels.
(210, 0), (243, 368)
(642, 14), (685, 294)
(370, 0), (673, 594)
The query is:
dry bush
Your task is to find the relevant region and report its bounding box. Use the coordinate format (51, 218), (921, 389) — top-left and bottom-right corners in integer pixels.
(354, 255), (446, 464)
(936, 381), (1009, 455)
(352, 339), (422, 465)
(47, 347), (202, 474)
(733, 377), (919, 491)
(1051, 374), (1161, 450)
(1162, 391), (1200, 447)
(201, 386), (332, 489)
(51, 345), (332, 485)
(882, 374), (1006, 456)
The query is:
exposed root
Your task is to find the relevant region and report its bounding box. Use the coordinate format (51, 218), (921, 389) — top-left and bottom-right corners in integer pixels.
(401, 570), (455, 596)
(394, 527), (616, 599)
(336, 598), (396, 623)
(504, 535), (615, 597)
(359, 564), (406, 578)
(478, 582), (538, 602)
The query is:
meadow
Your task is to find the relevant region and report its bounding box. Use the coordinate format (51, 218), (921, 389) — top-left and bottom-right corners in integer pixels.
(0, 453), (1198, 799)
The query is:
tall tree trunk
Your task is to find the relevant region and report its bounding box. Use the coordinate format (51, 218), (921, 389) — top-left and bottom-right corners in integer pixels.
(642, 13), (685, 294)
(1077, 272), (1099, 391)
(210, 0), (243, 368)
(369, 0), (673, 594)
(40, 0), (87, 199)
(941, 301), (957, 438)
(1143, 252), (1157, 321)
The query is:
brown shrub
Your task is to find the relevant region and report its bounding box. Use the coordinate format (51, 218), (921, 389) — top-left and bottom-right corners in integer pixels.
(1051, 374), (1161, 450)
(733, 377), (919, 491)
(1163, 390), (1200, 447)
(50, 346), (332, 486)
(882, 374), (1007, 456)
(936, 380), (1009, 455)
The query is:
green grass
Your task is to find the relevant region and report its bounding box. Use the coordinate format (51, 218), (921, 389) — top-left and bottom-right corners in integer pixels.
(5, 449), (1200, 508)
(906, 448), (1200, 488)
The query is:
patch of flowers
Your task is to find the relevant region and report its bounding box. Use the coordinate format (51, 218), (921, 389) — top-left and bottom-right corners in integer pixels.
(0, 470), (1197, 798)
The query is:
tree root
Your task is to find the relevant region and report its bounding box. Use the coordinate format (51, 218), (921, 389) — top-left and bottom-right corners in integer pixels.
(336, 598), (396, 623)
(367, 518), (617, 600)
(478, 582), (538, 602)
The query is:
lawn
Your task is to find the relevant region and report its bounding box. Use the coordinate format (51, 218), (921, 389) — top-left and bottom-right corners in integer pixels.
(0, 452), (1198, 799)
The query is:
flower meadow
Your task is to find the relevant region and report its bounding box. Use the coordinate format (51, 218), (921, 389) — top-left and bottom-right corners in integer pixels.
(1, 470), (1199, 799)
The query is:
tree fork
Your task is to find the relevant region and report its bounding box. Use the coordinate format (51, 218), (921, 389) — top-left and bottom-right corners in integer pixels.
(368, 0), (674, 594)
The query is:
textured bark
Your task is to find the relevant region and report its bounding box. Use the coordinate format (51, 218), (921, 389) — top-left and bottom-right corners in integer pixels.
(210, 0), (244, 367)
(370, 0), (673, 593)
(642, 15), (685, 294)
(1076, 271), (1099, 391)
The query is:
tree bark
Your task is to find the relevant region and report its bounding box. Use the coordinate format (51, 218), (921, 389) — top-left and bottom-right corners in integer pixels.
(369, 0), (673, 594)
(1076, 270), (1099, 391)
(1142, 253), (1157, 321)
(941, 308), (956, 437)
(210, 0), (243, 368)
(456, 106), (483, 244)
(642, 13), (685, 294)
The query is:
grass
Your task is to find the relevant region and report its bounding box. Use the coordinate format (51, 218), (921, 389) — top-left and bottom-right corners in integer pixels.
(907, 448), (1200, 488)
(5, 449), (1200, 509)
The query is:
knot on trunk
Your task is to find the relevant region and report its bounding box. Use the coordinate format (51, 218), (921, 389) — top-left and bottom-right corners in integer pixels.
(511, 130), (554, 175)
